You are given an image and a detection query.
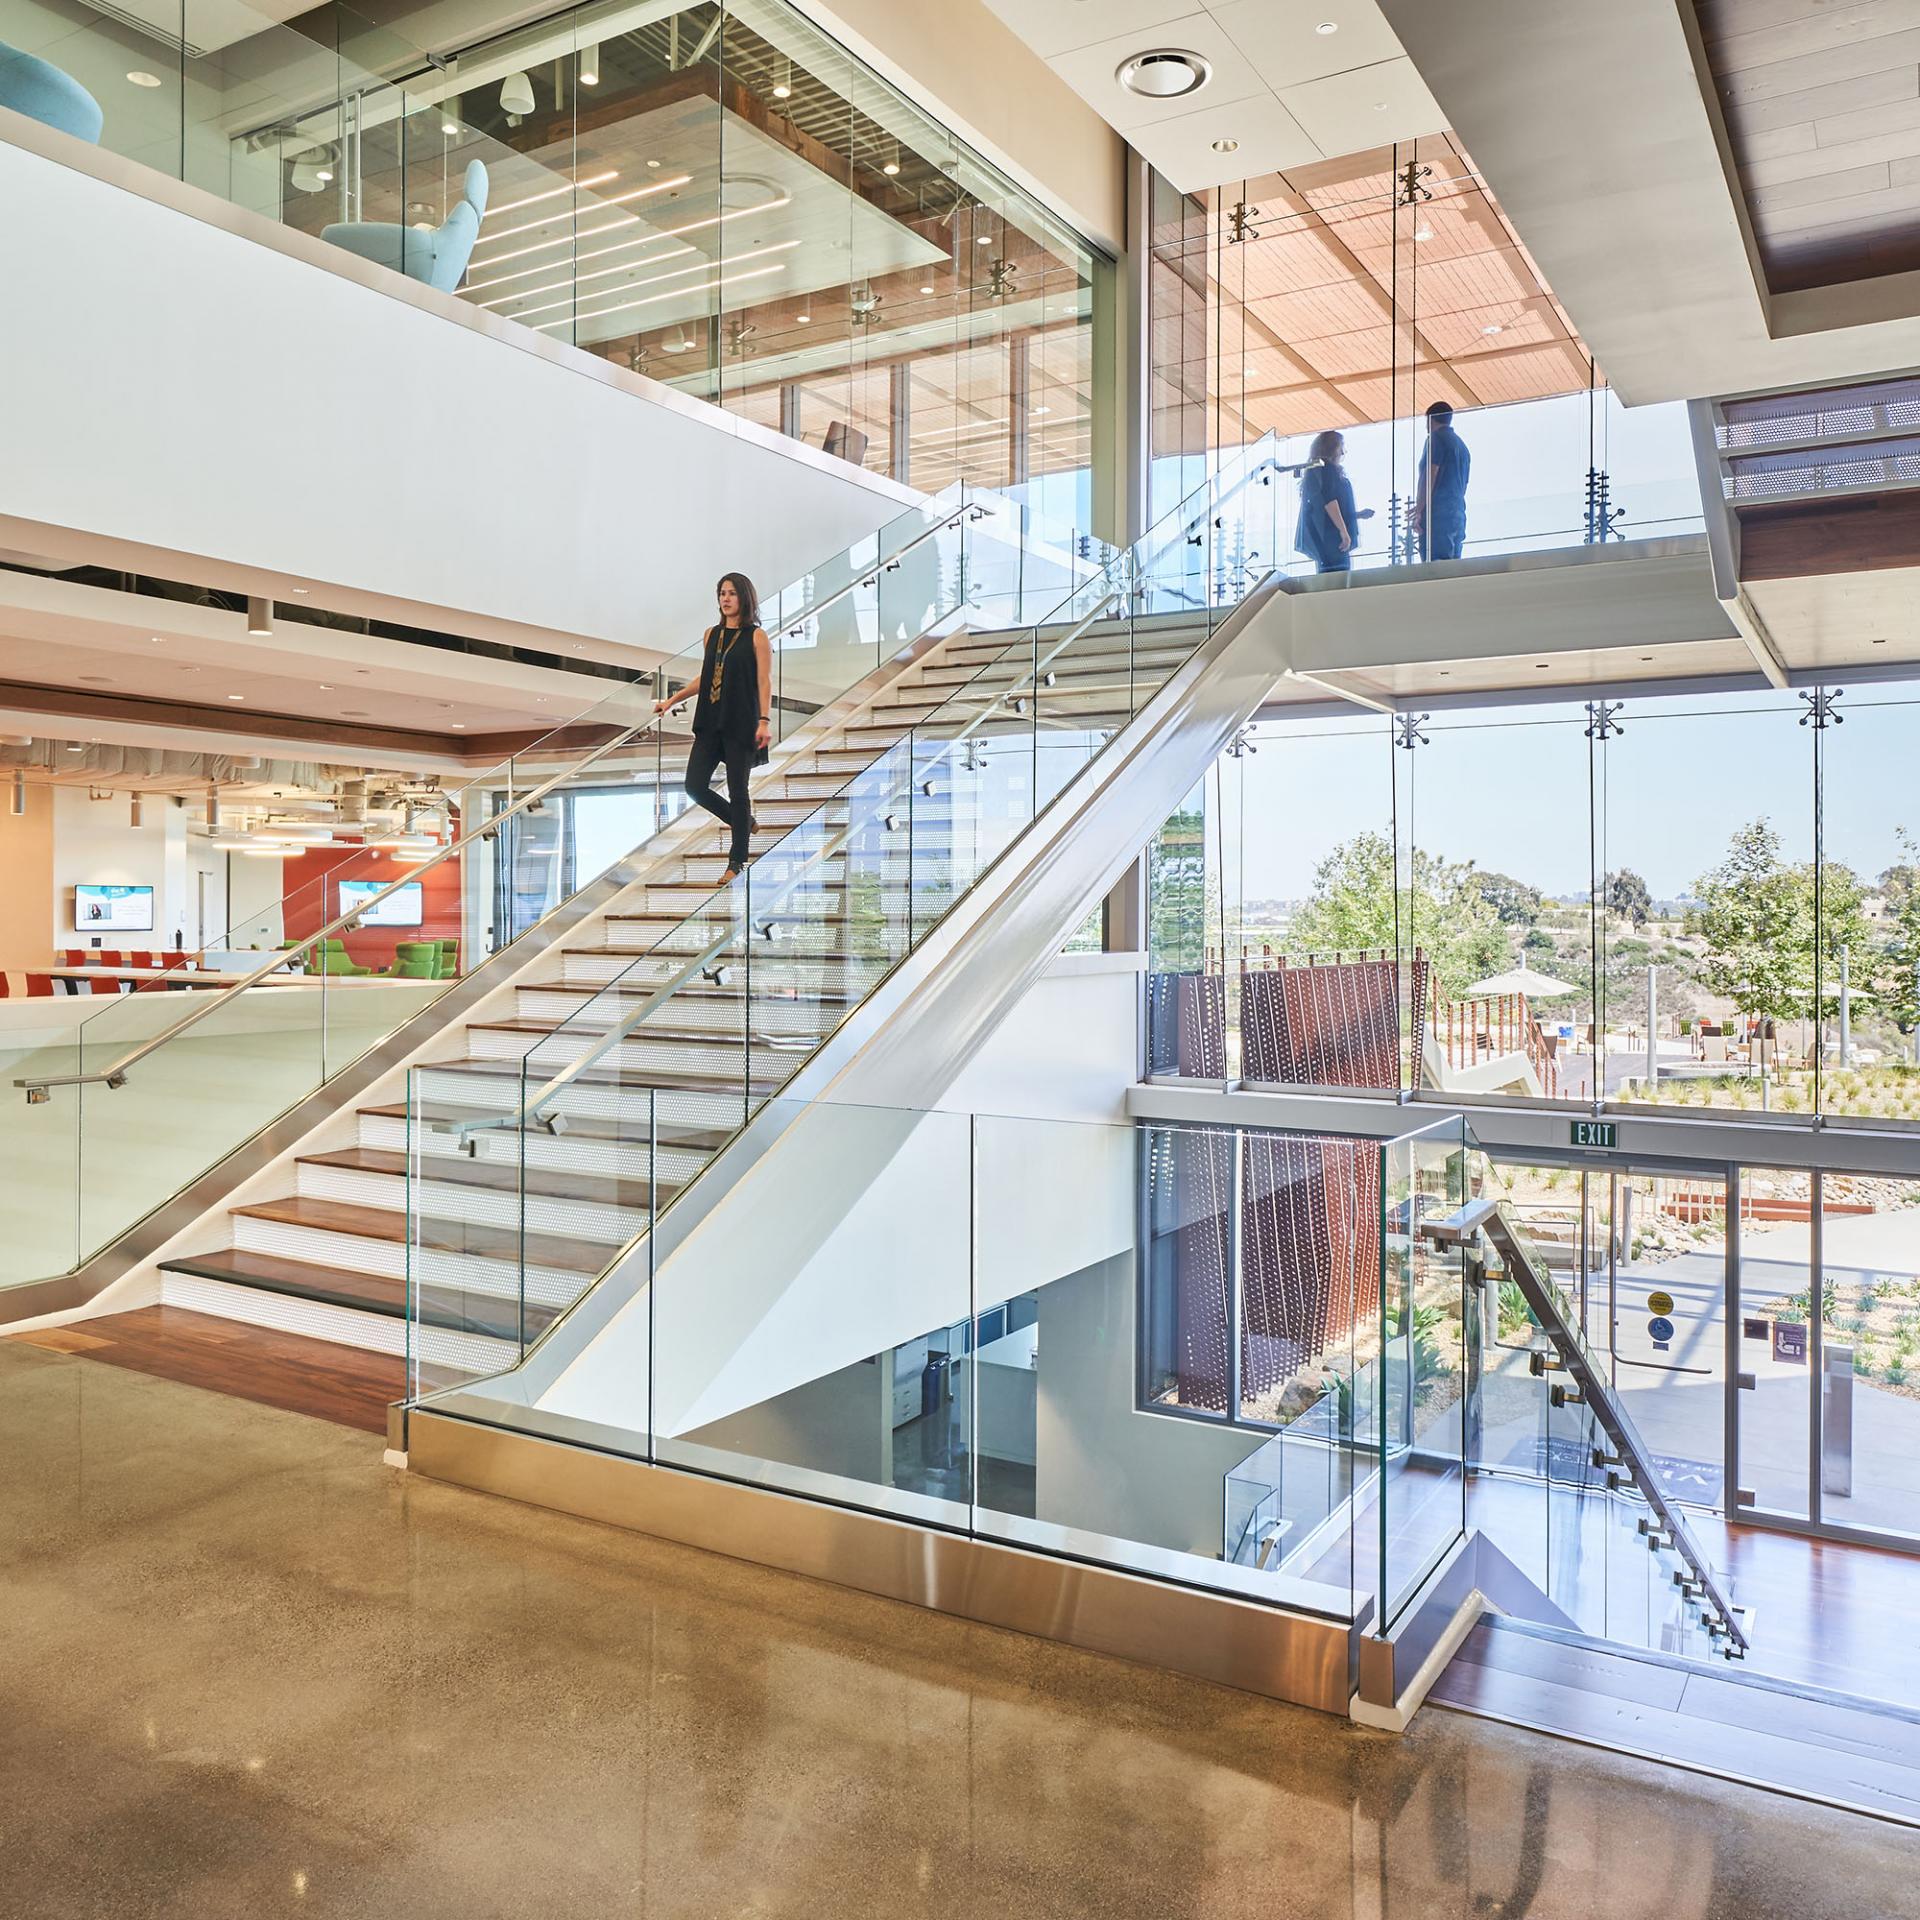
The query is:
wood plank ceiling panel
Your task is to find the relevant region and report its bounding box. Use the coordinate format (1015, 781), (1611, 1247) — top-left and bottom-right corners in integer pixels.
(1697, 0), (1920, 289)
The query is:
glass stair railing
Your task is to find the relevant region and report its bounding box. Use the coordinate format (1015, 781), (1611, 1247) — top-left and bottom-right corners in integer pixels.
(0, 486), (1075, 1304)
(1422, 1195), (1750, 1661)
(403, 439), (1292, 1395)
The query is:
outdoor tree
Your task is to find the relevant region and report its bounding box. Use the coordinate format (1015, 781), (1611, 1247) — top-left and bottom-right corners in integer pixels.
(1605, 868), (1654, 928)
(1470, 866), (1544, 926)
(1288, 830), (1510, 998)
(1147, 804), (1213, 971)
(1881, 828), (1920, 1034)
(1685, 819), (1811, 1023)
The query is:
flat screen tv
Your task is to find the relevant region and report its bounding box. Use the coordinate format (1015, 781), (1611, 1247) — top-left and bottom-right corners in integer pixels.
(75, 883), (155, 932)
(338, 878), (424, 927)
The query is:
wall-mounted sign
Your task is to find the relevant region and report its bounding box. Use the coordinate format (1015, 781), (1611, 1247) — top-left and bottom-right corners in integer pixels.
(1648, 1315), (1676, 1345)
(1570, 1120), (1617, 1150)
(1773, 1321), (1808, 1366)
(1648, 1290), (1675, 1317)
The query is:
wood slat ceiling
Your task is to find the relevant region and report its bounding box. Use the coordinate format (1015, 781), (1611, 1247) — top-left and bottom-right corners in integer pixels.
(1697, 0), (1920, 291)
(1170, 133), (1593, 435)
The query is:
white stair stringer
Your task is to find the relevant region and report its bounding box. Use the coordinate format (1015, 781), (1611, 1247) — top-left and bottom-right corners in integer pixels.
(440, 572), (1297, 1441)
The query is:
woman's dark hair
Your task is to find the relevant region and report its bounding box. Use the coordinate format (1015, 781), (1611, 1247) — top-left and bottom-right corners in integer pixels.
(1308, 429), (1344, 465)
(715, 571), (760, 633)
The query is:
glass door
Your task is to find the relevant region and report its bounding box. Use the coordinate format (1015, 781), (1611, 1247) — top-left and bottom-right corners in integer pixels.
(1600, 1166), (1730, 1515)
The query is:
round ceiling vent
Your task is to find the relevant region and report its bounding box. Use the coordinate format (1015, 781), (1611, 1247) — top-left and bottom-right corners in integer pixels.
(1117, 49), (1211, 99)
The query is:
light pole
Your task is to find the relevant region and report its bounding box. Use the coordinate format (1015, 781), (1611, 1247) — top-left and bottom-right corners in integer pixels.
(1645, 963), (1658, 1091)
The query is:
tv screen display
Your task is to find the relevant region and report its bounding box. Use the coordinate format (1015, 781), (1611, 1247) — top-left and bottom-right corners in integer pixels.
(339, 879), (423, 927)
(75, 883), (155, 931)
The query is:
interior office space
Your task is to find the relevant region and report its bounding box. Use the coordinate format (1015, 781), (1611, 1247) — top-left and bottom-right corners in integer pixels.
(5, 0), (1920, 1912)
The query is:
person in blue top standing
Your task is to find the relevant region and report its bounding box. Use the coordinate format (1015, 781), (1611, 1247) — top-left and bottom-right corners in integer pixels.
(1414, 400), (1470, 561)
(1296, 430), (1360, 574)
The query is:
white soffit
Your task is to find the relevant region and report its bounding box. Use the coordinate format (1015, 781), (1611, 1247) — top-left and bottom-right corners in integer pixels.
(980, 0), (1444, 193)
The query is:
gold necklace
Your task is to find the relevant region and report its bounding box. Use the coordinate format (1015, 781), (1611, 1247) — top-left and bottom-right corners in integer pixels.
(708, 624), (743, 701)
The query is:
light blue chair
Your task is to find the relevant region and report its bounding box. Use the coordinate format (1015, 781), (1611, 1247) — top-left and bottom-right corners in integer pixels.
(321, 159), (488, 293)
(0, 40), (104, 142)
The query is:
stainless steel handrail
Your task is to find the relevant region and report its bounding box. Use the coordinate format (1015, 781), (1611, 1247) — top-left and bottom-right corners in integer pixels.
(451, 446), (1283, 1140)
(16, 712), (673, 1101)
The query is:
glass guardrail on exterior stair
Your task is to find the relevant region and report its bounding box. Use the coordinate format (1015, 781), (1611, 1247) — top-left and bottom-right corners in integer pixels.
(0, 487), (1083, 1296)
(402, 438), (1293, 1397)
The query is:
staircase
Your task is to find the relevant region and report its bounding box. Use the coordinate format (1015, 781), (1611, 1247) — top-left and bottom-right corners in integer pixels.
(152, 613), (1218, 1373)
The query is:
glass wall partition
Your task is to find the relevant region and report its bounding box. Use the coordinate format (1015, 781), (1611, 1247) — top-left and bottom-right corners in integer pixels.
(1147, 683), (1920, 1139)
(1147, 137), (1702, 561)
(1, 0), (1106, 515)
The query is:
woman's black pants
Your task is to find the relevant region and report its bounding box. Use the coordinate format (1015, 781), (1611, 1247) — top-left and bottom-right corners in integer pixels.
(684, 728), (755, 868)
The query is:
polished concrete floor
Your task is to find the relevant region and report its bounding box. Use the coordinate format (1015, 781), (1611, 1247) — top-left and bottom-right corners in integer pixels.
(2, 1339), (1916, 1920)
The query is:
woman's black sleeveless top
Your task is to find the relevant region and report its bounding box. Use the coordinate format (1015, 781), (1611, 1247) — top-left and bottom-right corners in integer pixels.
(691, 623), (758, 744)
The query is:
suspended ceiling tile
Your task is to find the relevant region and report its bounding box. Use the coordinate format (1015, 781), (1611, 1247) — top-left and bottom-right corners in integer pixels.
(1208, 0), (1410, 92)
(1140, 91), (1323, 185)
(1277, 56), (1447, 157)
(1047, 12), (1272, 133)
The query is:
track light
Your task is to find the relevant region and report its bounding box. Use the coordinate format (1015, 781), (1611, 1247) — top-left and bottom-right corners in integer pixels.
(10, 772), (23, 817)
(246, 596), (272, 637)
(579, 42), (599, 85)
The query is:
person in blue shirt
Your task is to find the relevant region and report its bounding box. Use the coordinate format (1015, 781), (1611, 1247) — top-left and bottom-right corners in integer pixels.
(1414, 400), (1470, 561)
(1296, 430), (1359, 573)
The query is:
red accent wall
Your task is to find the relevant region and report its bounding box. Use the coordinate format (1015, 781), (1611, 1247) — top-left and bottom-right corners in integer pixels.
(280, 844), (464, 972)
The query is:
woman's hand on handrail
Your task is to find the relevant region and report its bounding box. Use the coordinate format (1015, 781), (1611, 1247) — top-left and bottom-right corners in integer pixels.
(653, 687), (692, 716)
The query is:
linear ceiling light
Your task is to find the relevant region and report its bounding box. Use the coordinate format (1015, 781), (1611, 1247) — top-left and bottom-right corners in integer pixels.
(471, 173), (693, 252)
(491, 240), (800, 319)
(533, 261), (787, 332)
(469, 187), (787, 272)
(491, 169), (618, 217)
(468, 240), (693, 296)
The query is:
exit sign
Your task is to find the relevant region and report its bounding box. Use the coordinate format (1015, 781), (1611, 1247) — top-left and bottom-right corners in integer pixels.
(1570, 1120), (1618, 1150)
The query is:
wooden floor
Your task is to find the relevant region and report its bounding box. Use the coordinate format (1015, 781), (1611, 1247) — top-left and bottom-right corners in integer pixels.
(1432, 1618), (1920, 1826)
(9, 1307), (403, 1435)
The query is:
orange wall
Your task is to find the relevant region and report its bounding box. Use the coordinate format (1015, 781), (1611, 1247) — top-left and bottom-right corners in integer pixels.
(0, 782), (55, 970)
(280, 844), (464, 971)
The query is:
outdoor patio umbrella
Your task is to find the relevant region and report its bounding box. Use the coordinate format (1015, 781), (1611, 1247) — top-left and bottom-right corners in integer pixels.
(1464, 966), (1578, 999)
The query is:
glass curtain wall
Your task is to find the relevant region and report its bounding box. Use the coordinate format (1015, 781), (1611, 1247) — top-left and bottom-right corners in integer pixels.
(1148, 687), (1920, 1130)
(1147, 138), (1701, 560)
(1, 0), (1104, 520)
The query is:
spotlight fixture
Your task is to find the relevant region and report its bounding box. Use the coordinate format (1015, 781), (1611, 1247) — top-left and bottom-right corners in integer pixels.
(919, 283), (934, 294)
(290, 158), (327, 194)
(126, 70), (162, 87)
(579, 41), (600, 85)
(772, 59), (792, 99)
(882, 145), (900, 176)
(247, 595), (272, 637)
(1116, 50), (1210, 99)
(662, 323), (693, 354)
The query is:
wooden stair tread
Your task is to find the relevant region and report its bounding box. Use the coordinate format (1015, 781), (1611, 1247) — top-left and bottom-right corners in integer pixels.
(157, 1249), (558, 1338)
(301, 1146), (674, 1210)
(229, 1195), (614, 1273)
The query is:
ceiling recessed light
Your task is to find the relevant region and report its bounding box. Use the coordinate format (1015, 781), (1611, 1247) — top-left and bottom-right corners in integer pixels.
(1372, 100), (1389, 112)
(1210, 137), (1239, 155)
(127, 70), (162, 87)
(1316, 20), (1339, 33)
(646, 158), (661, 169)
(65, 742), (85, 752)
(1482, 322), (1504, 335)
(291, 586), (309, 594)
(1118, 49), (1211, 99)
(1413, 225), (1433, 242)
(1033, 404), (1052, 415)
(451, 722), (467, 729)
(795, 311), (810, 323)
(318, 683), (334, 691)
(227, 692), (246, 701)
(148, 635), (165, 644)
